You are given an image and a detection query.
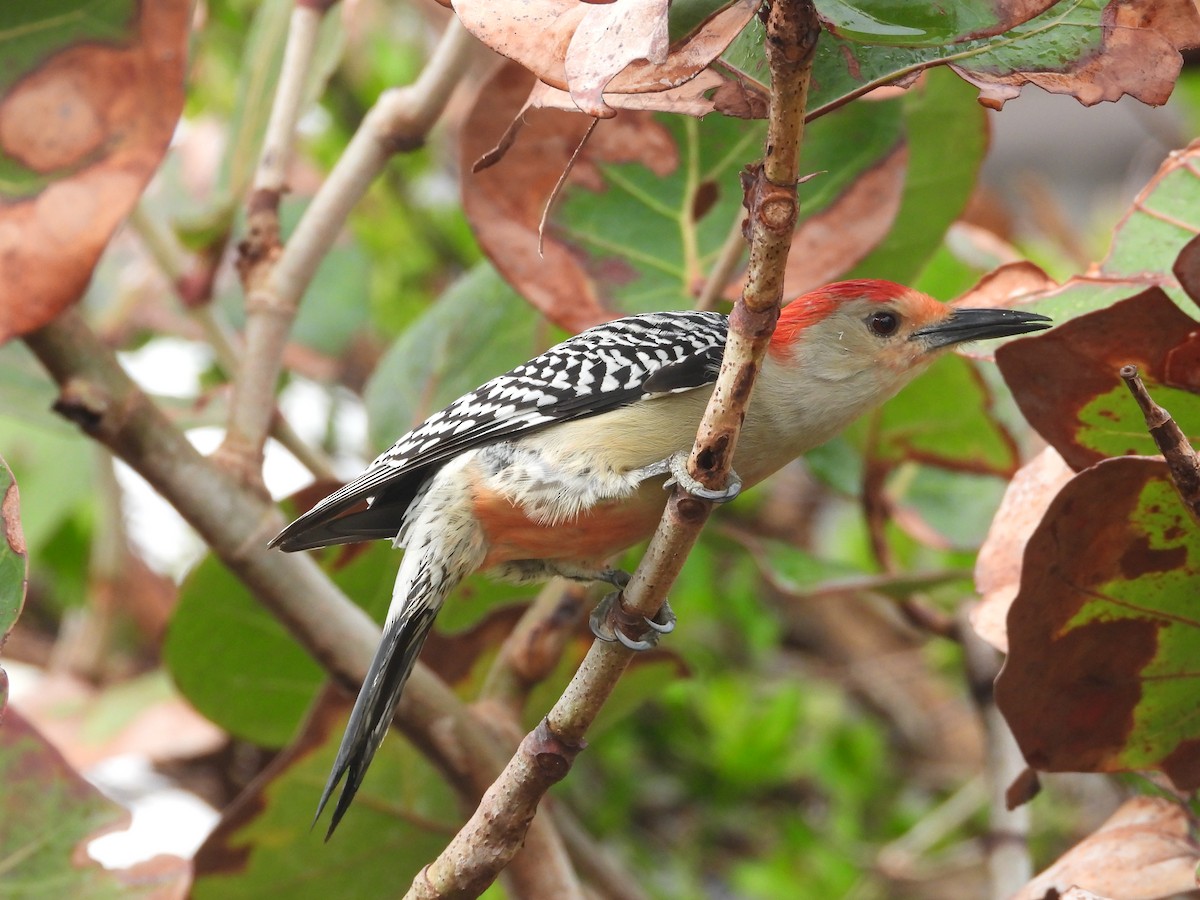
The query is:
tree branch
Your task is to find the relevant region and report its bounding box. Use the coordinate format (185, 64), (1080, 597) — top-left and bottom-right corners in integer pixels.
(406, 3), (823, 896)
(22, 308), (578, 900)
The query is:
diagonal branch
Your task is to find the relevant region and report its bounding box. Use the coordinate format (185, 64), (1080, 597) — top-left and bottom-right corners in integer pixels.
(406, 3), (823, 897)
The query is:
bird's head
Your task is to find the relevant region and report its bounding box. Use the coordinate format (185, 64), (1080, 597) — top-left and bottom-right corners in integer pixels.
(758, 280), (1051, 432)
(770, 279), (1051, 382)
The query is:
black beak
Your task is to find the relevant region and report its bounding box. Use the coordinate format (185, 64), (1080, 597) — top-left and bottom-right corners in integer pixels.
(911, 307), (1052, 350)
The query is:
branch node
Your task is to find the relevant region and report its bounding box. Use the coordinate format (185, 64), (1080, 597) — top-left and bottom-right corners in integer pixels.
(237, 189), (283, 280)
(53, 379), (112, 432)
(529, 720), (585, 780)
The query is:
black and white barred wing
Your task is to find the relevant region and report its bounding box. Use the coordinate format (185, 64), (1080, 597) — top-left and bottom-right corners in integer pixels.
(270, 310), (729, 551)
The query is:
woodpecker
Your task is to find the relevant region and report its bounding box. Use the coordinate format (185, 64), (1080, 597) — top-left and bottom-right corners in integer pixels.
(271, 279), (1050, 836)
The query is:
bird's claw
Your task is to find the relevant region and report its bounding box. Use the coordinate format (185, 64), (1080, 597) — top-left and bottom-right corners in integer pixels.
(590, 593), (676, 651)
(600, 567), (631, 589)
(663, 451), (741, 503)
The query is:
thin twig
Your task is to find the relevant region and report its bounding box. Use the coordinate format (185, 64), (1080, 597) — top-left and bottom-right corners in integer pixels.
(128, 203), (189, 283)
(255, 2), (329, 198)
(876, 776), (988, 878)
(1121, 364), (1200, 524)
(406, 4), (822, 896)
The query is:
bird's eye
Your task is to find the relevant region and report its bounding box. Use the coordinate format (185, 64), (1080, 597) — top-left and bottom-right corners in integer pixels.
(867, 310), (900, 337)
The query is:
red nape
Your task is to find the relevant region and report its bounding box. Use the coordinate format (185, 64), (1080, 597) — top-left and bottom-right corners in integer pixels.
(769, 279), (908, 353)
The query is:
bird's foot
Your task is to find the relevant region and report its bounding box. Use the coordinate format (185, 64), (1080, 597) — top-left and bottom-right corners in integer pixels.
(589, 592), (676, 651)
(663, 451), (741, 503)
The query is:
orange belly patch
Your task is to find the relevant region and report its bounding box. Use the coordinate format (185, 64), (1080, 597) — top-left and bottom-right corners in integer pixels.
(474, 484), (667, 570)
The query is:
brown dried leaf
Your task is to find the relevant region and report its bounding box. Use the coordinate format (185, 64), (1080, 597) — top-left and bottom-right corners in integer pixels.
(526, 68), (766, 119)
(0, 2), (190, 341)
(452, 0), (758, 116)
(952, 264), (1060, 364)
(954, 261), (1058, 310)
(564, 0), (669, 117)
(1173, 232), (1200, 306)
(970, 447), (1074, 653)
(1005, 766), (1041, 809)
(995, 456), (1200, 790)
(463, 63), (679, 331)
(1013, 797), (1200, 900)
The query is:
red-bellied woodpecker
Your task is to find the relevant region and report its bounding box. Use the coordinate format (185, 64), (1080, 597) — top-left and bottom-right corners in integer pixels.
(271, 279), (1050, 836)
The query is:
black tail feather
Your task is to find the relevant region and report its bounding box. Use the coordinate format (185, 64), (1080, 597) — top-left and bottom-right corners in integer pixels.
(314, 606), (438, 839)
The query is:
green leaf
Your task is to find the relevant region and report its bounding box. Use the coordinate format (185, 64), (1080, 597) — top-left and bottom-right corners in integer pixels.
(552, 114), (765, 316)
(192, 693), (461, 900)
(164, 539), (397, 747)
(0, 711), (133, 899)
(552, 102), (905, 316)
(364, 263), (554, 452)
(0, 343), (66, 433)
(290, 226), (373, 357)
(0, 413), (94, 552)
(1101, 150), (1200, 312)
(725, 0), (1185, 119)
(867, 354), (1019, 475)
(0, 454), (26, 642)
(166, 521), (564, 746)
(1077, 382), (1200, 460)
(845, 68), (986, 284)
(997, 457), (1200, 789)
(1005, 141), (1200, 329)
(164, 554), (327, 747)
(465, 63), (907, 327)
(813, 0), (1051, 46)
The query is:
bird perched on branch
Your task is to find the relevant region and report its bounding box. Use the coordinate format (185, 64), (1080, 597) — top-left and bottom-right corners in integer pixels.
(271, 279), (1050, 836)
